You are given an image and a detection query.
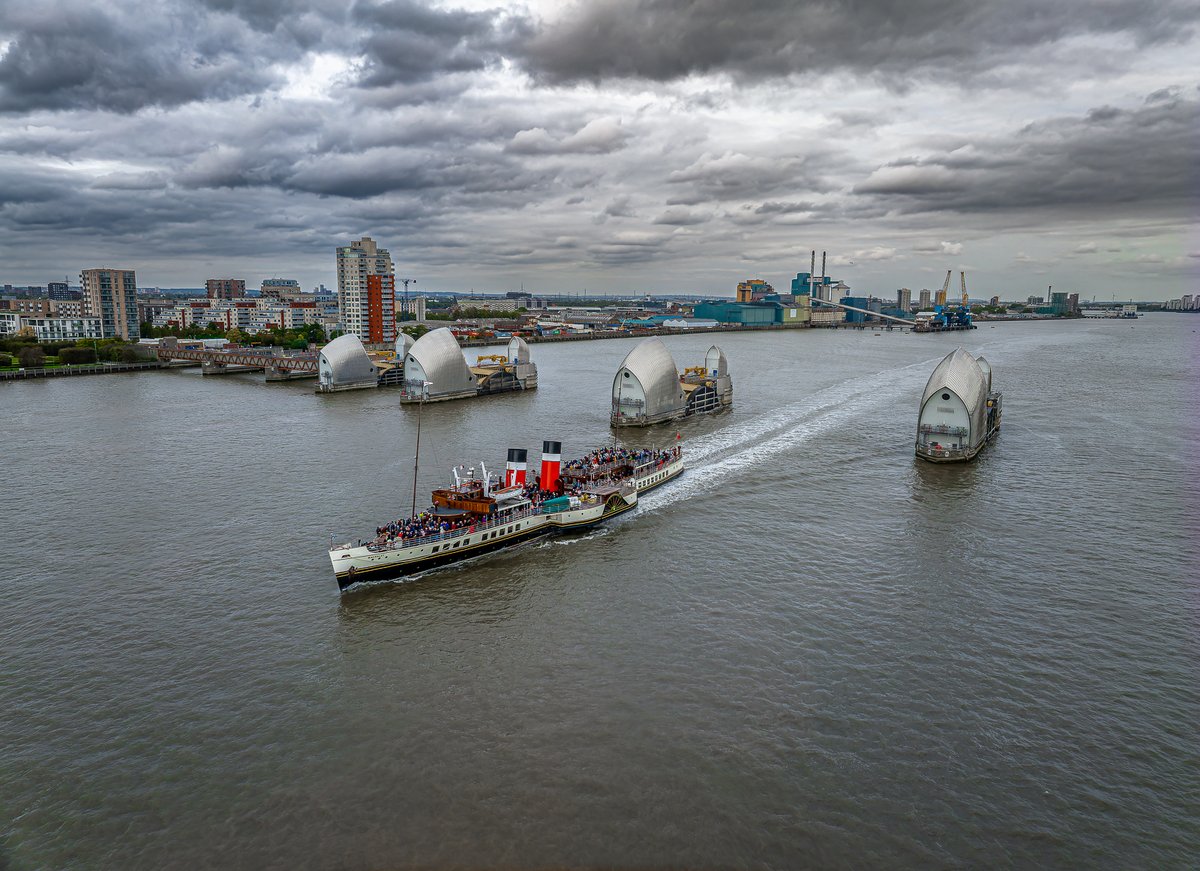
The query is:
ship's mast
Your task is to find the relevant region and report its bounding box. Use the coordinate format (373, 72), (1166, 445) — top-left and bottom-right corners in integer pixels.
(410, 380), (431, 518)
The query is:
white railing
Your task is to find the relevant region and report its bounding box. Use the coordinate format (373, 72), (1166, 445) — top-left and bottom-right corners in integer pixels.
(363, 503), (556, 553)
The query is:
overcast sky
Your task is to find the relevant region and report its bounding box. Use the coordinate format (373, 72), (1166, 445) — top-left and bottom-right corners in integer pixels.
(1, 0), (1196, 300)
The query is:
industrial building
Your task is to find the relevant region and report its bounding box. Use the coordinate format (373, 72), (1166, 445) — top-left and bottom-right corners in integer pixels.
(915, 348), (1002, 462)
(611, 338), (733, 427)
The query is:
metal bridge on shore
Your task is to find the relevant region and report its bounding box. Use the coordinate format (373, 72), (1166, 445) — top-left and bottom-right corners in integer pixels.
(155, 344), (319, 380)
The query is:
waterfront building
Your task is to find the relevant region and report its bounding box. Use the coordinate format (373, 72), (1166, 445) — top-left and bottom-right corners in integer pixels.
(337, 237), (396, 343)
(897, 288), (912, 311)
(81, 267), (139, 339)
(919, 288), (932, 309)
(692, 302), (777, 325)
(0, 311), (103, 341)
(206, 279), (246, 300)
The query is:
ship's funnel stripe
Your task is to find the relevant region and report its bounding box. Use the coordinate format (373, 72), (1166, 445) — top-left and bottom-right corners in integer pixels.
(540, 438), (562, 492)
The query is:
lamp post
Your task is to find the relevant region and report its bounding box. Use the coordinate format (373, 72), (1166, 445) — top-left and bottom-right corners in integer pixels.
(410, 379), (432, 518)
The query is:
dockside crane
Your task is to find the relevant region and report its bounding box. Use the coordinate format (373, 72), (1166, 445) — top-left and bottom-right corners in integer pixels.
(960, 271), (968, 307)
(935, 270), (952, 308)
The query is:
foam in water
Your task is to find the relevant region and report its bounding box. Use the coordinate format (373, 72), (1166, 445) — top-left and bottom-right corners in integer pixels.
(641, 357), (941, 513)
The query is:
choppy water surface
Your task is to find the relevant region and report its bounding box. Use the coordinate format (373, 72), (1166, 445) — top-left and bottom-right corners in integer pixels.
(2, 316), (1197, 869)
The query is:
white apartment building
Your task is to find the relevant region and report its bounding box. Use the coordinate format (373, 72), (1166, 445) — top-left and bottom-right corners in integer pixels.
(0, 312), (104, 341)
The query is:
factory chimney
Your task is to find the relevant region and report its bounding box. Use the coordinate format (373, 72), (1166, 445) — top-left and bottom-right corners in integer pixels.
(820, 251), (827, 301)
(540, 441), (562, 493)
(808, 250), (816, 298)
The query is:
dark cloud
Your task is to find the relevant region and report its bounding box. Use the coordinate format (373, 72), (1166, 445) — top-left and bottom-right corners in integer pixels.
(853, 93), (1198, 216)
(518, 0), (1200, 84)
(354, 0), (531, 87)
(0, 2), (286, 113)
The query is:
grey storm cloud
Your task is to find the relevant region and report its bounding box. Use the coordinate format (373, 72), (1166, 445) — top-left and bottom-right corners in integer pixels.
(0, 0), (1195, 294)
(853, 93), (1199, 215)
(517, 0), (1200, 83)
(0, 1), (297, 113)
(354, 0), (532, 87)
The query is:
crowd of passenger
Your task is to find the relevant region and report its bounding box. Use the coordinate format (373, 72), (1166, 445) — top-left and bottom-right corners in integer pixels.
(374, 512), (475, 546)
(367, 445), (680, 548)
(564, 446), (678, 473)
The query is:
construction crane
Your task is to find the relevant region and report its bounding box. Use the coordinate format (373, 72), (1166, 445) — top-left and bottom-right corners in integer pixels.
(960, 271), (968, 307)
(935, 269), (952, 307)
(398, 278), (417, 320)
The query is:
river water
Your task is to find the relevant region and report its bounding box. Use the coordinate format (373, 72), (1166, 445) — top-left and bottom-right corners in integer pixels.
(2, 316), (1196, 869)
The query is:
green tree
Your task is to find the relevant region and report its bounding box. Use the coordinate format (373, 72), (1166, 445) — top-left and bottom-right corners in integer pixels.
(59, 347), (98, 365)
(18, 346), (45, 367)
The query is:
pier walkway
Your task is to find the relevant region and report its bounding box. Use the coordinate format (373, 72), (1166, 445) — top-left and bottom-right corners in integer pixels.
(1, 361), (166, 380)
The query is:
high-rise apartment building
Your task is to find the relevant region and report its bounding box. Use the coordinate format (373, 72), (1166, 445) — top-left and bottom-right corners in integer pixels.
(919, 288), (932, 309)
(206, 278), (246, 299)
(897, 288), (912, 311)
(336, 236), (395, 342)
(81, 267), (139, 339)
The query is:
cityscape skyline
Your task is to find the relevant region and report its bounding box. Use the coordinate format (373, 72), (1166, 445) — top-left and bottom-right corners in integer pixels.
(0, 0), (1195, 300)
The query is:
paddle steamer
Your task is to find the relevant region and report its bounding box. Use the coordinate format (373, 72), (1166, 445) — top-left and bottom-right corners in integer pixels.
(329, 441), (683, 590)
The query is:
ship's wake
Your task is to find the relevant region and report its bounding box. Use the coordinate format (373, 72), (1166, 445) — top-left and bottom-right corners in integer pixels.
(639, 357), (939, 513)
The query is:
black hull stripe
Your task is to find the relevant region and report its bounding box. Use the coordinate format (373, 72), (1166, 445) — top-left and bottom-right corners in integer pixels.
(338, 524), (552, 588)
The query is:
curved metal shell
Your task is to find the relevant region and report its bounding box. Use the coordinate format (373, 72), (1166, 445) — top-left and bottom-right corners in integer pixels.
(612, 337), (685, 422)
(704, 344), (728, 376)
(920, 348), (988, 444)
(405, 327), (476, 397)
(396, 332), (415, 359)
(507, 335), (530, 364)
(975, 355), (992, 393)
(318, 333), (376, 386)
